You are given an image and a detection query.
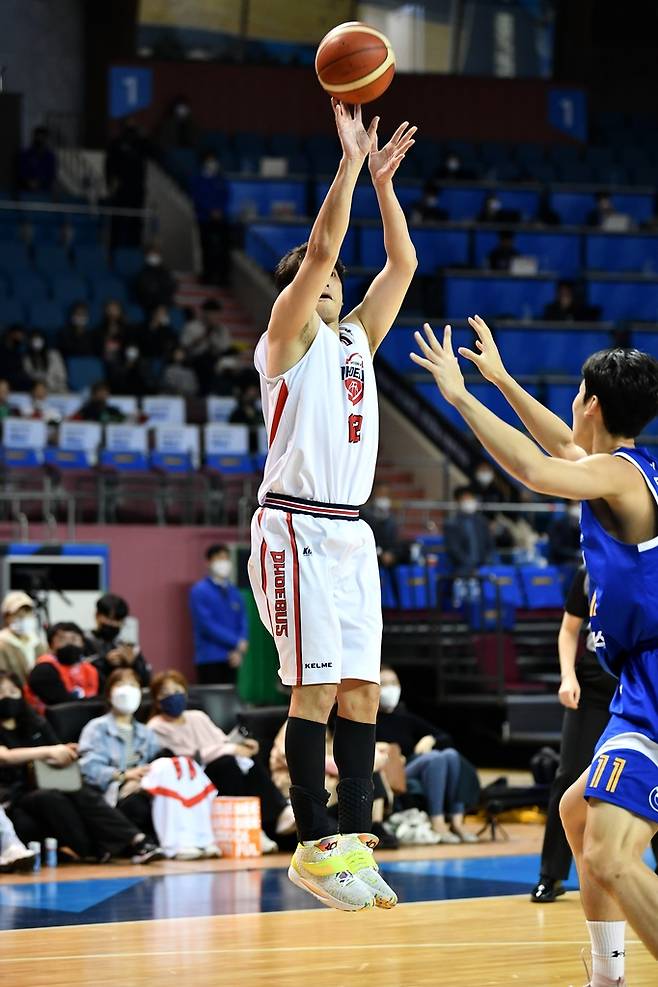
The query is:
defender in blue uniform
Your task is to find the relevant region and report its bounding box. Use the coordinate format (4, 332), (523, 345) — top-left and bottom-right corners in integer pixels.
(412, 318), (658, 985)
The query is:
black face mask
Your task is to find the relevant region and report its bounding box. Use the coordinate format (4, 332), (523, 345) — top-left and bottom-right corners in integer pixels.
(96, 623), (120, 643)
(56, 645), (84, 666)
(0, 696), (24, 720)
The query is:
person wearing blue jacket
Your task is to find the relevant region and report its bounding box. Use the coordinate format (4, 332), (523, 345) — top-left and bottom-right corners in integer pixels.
(189, 544), (248, 684)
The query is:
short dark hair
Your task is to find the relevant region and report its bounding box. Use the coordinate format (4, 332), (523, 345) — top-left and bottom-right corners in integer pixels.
(104, 666), (141, 701)
(47, 621), (84, 646)
(273, 243), (346, 293)
(96, 593), (129, 621)
(582, 348), (658, 437)
(454, 485), (477, 500)
(206, 543), (229, 560)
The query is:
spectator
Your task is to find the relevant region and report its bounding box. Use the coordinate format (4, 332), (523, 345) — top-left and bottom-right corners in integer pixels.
(17, 126), (56, 194)
(97, 299), (132, 342)
(213, 350), (254, 398)
(181, 299), (232, 364)
(477, 194), (520, 225)
(189, 545), (248, 685)
(0, 670), (161, 863)
(0, 379), (21, 420)
(105, 118), (149, 248)
(0, 591), (46, 684)
(472, 460), (503, 508)
(542, 281), (587, 322)
(547, 502), (582, 567)
(435, 151), (476, 182)
(58, 302), (95, 359)
(536, 190), (560, 226)
(25, 622), (99, 714)
(162, 346), (199, 397)
(229, 383), (261, 452)
(376, 665), (478, 842)
(0, 804), (37, 872)
(444, 486), (495, 606)
(487, 230), (519, 272)
(0, 325), (31, 390)
(23, 332), (67, 393)
(189, 151), (230, 285)
(409, 181), (448, 224)
(148, 670), (295, 849)
(363, 484), (408, 569)
(156, 96), (199, 149)
(135, 304), (177, 360)
(77, 382), (125, 424)
(132, 243), (176, 315)
(23, 381), (61, 424)
(586, 191), (615, 228)
(106, 344), (153, 397)
(78, 668), (166, 848)
(84, 593), (151, 688)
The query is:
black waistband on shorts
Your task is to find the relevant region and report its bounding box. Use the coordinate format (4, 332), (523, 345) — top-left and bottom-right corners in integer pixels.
(262, 492), (360, 521)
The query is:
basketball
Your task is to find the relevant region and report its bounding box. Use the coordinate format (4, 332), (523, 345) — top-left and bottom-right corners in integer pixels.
(315, 21), (395, 105)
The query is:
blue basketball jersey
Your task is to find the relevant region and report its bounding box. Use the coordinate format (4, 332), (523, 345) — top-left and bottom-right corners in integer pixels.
(580, 446), (658, 741)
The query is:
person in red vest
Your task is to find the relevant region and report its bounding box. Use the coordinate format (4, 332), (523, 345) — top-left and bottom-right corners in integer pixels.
(25, 622), (99, 715)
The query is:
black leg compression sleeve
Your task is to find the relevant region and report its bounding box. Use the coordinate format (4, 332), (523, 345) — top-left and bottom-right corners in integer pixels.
(333, 717), (377, 834)
(336, 777), (374, 835)
(285, 716), (332, 842)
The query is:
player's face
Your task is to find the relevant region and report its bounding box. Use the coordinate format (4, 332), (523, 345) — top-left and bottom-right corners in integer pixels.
(572, 380), (594, 451)
(316, 268), (343, 324)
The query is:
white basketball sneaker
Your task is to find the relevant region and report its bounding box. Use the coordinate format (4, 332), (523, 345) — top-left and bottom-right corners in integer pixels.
(288, 835), (375, 911)
(339, 833), (398, 909)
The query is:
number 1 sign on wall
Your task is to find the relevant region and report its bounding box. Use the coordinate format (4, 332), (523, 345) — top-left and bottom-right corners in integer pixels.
(548, 87), (587, 142)
(109, 66), (153, 119)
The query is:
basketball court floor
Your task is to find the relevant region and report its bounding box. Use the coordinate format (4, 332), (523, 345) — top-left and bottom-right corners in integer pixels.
(0, 823), (655, 986)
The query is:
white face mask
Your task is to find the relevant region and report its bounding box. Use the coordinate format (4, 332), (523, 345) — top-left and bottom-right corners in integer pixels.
(125, 347), (139, 362)
(146, 253), (161, 266)
(460, 499), (478, 515)
(203, 159), (220, 177)
(373, 496), (391, 515)
(31, 338), (45, 351)
(111, 684), (142, 716)
(10, 614), (37, 637)
(210, 559), (232, 581)
(380, 684), (401, 712)
(475, 470), (494, 487)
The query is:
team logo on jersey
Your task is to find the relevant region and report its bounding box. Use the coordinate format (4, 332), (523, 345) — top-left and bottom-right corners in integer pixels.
(339, 327), (354, 347)
(342, 352), (364, 405)
(649, 787), (658, 813)
(270, 550), (288, 637)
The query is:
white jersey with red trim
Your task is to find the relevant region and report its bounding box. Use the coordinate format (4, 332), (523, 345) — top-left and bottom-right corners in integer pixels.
(255, 319), (378, 506)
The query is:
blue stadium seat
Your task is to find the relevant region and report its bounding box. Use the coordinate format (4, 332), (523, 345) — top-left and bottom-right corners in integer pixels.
(124, 302), (145, 325)
(630, 330), (658, 353)
(33, 244), (71, 275)
(470, 382), (540, 427)
(165, 148), (198, 184)
(546, 383), (579, 422)
(26, 300), (64, 334)
(73, 244), (109, 276)
(586, 234), (658, 273)
(556, 161), (595, 183)
(12, 272), (49, 302)
(226, 180), (307, 221)
(0, 241), (30, 273)
(440, 188), (487, 221)
(314, 182), (419, 221)
(246, 223), (357, 268)
(518, 564), (565, 609)
(444, 274), (557, 319)
(478, 565), (524, 607)
(66, 356), (105, 391)
(49, 274), (89, 307)
(587, 278), (658, 320)
(268, 134), (301, 156)
(497, 189), (541, 220)
(473, 231), (581, 276)
(527, 162), (558, 183)
(394, 565), (436, 609)
(551, 191), (654, 226)
(593, 164), (630, 186)
(0, 298), (25, 324)
(377, 326), (417, 368)
(360, 227), (469, 273)
(66, 213), (103, 244)
(113, 247), (144, 280)
(495, 328), (611, 375)
(88, 275), (127, 304)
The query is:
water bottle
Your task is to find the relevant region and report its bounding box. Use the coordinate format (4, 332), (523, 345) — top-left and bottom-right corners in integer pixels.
(44, 837), (58, 867)
(28, 841), (41, 873)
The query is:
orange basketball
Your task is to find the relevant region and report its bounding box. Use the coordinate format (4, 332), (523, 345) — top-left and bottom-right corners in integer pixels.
(315, 21), (395, 105)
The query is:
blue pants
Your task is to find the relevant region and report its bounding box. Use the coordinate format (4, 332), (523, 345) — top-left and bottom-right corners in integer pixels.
(405, 748), (464, 817)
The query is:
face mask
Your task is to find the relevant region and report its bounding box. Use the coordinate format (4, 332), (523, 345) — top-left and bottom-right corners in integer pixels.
(125, 347), (139, 362)
(210, 559), (232, 581)
(111, 684), (141, 716)
(425, 195), (438, 207)
(175, 103), (190, 118)
(380, 685), (401, 712)
(72, 314), (88, 328)
(446, 157), (459, 172)
(373, 497), (391, 515)
(568, 506), (581, 521)
(146, 253), (161, 266)
(203, 159), (220, 177)
(10, 615), (37, 637)
(97, 623), (120, 643)
(56, 644), (84, 666)
(475, 470), (494, 487)
(31, 338), (45, 351)
(487, 199), (501, 212)
(0, 696), (24, 720)
(156, 314), (170, 327)
(460, 500), (478, 515)
(159, 693), (187, 718)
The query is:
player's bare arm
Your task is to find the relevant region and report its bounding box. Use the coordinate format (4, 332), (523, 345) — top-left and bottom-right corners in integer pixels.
(460, 315), (587, 461)
(411, 322), (649, 525)
(266, 101), (378, 378)
(345, 121), (418, 354)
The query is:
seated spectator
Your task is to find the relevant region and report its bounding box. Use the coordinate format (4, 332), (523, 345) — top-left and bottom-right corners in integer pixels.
(58, 302), (95, 358)
(0, 325), (31, 390)
(106, 344), (153, 397)
(133, 242), (175, 315)
(376, 665), (478, 842)
(487, 230), (519, 272)
(23, 331), (67, 393)
(181, 299), (232, 365)
(435, 151), (476, 182)
(148, 670), (296, 848)
(0, 803), (36, 872)
(156, 96), (199, 149)
(586, 191), (615, 228)
(84, 592), (151, 688)
(542, 280), (587, 322)
(229, 383), (261, 452)
(213, 350), (254, 398)
(17, 126), (56, 194)
(95, 308), (127, 368)
(536, 190), (560, 226)
(190, 151), (230, 286)
(162, 346), (199, 397)
(472, 460), (503, 509)
(477, 194), (520, 225)
(22, 380), (61, 424)
(77, 382), (125, 423)
(409, 181), (448, 224)
(0, 378), (22, 420)
(25, 622), (99, 714)
(0, 670), (161, 863)
(135, 304), (177, 360)
(0, 591), (46, 684)
(548, 502), (582, 566)
(189, 546), (248, 685)
(363, 484), (409, 570)
(444, 486), (495, 604)
(97, 299), (132, 345)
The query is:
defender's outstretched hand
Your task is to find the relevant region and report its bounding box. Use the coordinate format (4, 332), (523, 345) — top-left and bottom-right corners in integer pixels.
(332, 99), (379, 164)
(410, 323), (467, 406)
(459, 315), (507, 385)
(369, 121), (417, 186)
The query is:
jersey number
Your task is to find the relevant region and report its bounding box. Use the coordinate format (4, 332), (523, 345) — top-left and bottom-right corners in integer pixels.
(589, 753), (626, 793)
(348, 414), (363, 444)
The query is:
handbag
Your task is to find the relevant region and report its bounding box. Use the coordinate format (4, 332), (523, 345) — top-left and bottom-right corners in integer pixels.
(34, 760), (83, 793)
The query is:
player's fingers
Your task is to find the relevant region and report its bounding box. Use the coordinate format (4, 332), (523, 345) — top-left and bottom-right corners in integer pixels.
(389, 121), (408, 145)
(367, 115), (380, 140)
(458, 347), (480, 364)
(414, 329), (440, 362)
(410, 352), (437, 373)
(422, 322), (443, 354)
(443, 324), (454, 356)
(397, 137), (415, 155)
(355, 103), (362, 122)
(471, 314), (493, 340)
(476, 340), (484, 350)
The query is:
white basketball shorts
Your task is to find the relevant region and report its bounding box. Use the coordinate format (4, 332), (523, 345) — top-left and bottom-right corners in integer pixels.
(247, 495), (382, 687)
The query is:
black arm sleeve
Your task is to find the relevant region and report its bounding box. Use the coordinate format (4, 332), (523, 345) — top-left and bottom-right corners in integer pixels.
(407, 712), (453, 751)
(27, 664), (76, 707)
(564, 566), (588, 620)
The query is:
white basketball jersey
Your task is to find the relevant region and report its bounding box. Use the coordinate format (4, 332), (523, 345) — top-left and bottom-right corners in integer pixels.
(255, 319), (378, 505)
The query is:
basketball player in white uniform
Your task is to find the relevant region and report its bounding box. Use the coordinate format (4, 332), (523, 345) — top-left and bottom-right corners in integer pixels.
(247, 100), (416, 911)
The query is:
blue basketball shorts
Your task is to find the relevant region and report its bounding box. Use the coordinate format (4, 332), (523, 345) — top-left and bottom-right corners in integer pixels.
(585, 726), (658, 825)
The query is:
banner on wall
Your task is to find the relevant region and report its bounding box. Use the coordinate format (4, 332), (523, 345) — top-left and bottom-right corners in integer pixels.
(548, 87), (587, 142)
(109, 66), (153, 119)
